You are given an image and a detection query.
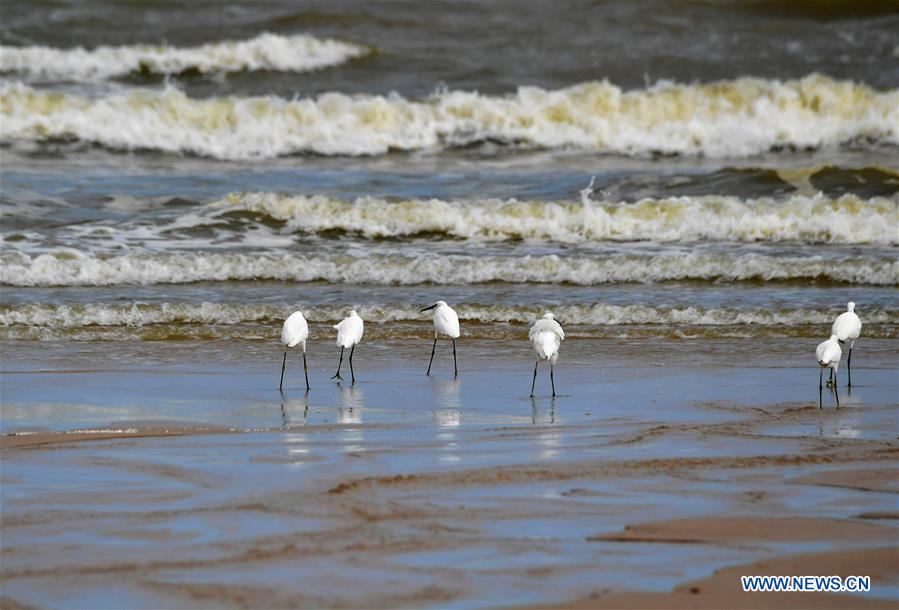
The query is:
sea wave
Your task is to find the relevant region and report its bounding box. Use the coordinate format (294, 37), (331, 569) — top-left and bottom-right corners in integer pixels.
(1, 74), (895, 158)
(7, 191), (895, 246)
(207, 191), (898, 244)
(2, 250), (894, 287)
(0, 33), (369, 80)
(2, 301), (895, 329)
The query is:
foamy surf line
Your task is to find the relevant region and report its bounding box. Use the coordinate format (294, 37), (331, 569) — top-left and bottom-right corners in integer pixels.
(4, 191), (894, 246)
(1, 251), (895, 286)
(2, 302), (896, 329)
(0, 32), (369, 80)
(2, 74), (896, 158)
(205, 191), (898, 244)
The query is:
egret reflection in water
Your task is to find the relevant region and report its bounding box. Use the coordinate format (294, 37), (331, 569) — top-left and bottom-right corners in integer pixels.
(337, 384), (365, 453)
(279, 391), (311, 467)
(279, 390), (309, 429)
(431, 378), (461, 463)
(337, 384), (365, 423)
(432, 377), (461, 426)
(531, 397), (561, 460)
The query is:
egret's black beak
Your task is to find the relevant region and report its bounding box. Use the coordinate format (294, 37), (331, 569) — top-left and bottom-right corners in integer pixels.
(420, 304), (437, 312)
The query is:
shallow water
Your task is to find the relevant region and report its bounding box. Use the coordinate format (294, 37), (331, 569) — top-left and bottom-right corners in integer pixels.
(2, 342), (897, 608)
(2, 337), (897, 432)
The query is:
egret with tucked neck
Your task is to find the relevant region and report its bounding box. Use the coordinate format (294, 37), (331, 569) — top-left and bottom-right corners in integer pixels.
(279, 310), (309, 391)
(421, 300), (460, 376)
(529, 312), (565, 397)
(815, 333), (842, 408)
(331, 309), (364, 384)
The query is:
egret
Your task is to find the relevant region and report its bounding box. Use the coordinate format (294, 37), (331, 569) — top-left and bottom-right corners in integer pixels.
(831, 301), (861, 387)
(529, 312), (565, 397)
(280, 310), (309, 391)
(815, 334), (842, 408)
(331, 310), (363, 384)
(420, 300), (460, 376)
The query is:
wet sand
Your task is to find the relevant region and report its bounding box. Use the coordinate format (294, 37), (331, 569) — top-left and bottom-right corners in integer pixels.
(540, 548), (898, 609)
(1, 338), (897, 608)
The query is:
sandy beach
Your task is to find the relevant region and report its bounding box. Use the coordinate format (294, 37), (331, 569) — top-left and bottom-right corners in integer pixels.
(2, 338), (897, 608)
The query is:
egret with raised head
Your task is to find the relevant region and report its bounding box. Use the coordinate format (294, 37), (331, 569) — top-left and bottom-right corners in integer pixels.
(831, 301), (861, 387)
(815, 334), (841, 408)
(331, 310), (363, 383)
(529, 312), (565, 397)
(280, 310), (309, 391)
(421, 300), (460, 376)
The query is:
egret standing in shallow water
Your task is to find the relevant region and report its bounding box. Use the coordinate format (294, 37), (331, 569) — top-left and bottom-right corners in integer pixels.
(421, 301), (460, 376)
(815, 334), (842, 408)
(831, 301), (861, 387)
(280, 310), (309, 391)
(331, 310), (363, 383)
(529, 312), (565, 397)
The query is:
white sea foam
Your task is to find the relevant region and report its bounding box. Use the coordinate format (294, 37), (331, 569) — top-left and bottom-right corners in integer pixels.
(1, 74), (895, 158)
(208, 191), (899, 245)
(9, 192), (893, 248)
(2, 301), (894, 329)
(0, 33), (369, 80)
(2, 250), (895, 287)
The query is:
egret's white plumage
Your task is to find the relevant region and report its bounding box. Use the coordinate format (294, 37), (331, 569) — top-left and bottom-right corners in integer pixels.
(816, 335), (841, 372)
(831, 301), (861, 387)
(279, 310), (309, 390)
(529, 312), (565, 397)
(421, 300), (460, 375)
(815, 334), (842, 407)
(333, 310), (364, 347)
(331, 310), (363, 383)
(529, 312), (565, 364)
(430, 300), (460, 339)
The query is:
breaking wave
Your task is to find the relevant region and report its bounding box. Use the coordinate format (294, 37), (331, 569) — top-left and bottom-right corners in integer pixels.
(2, 250), (895, 287)
(2, 301), (895, 329)
(2, 74), (895, 158)
(0, 33), (369, 80)
(207, 191), (898, 244)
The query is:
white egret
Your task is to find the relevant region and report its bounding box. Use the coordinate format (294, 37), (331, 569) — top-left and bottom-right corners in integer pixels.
(815, 334), (842, 408)
(280, 310), (309, 391)
(529, 312), (565, 397)
(831, 301), (862, 387)
(331, 310), (363, 384)
(420, 300), (460, 376)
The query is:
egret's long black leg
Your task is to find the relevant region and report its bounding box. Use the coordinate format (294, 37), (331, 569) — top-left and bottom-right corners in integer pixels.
(827, 368), (833, 388)
(279, 349), (288, 390)
(303, 351), (310, 391)
(819, 369), (823, 408)
(452, 338), (458, 377)
(550, 363), (556, 397)
(834, 384), (840, 407)
(847, 348), (852, 387)
(426, 338), (437, 375)
(530, 360), (539, 397)
(349, 345), (356, 384)
(331, 346), (344, 381)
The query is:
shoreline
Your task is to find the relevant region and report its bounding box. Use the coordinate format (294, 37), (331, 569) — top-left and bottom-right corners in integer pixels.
(2, 319), (897, 610)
